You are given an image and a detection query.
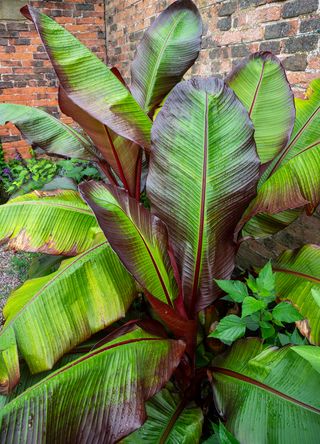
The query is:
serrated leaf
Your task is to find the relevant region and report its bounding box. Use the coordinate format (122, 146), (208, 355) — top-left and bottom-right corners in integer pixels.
(242, 296), (267, 318)
(215, 279), (249, 302)
(255, 261), (275, 297)
(259, 321), (276, 339)
(243, 314), (260, 331)
(209, 315), (246, 345)
(272, 302), (303, 323)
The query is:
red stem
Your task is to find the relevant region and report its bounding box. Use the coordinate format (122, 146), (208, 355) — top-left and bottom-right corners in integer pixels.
(98, 161), (118, 187)
(104, 125), (132, 196)
(135, 149), (142, 201)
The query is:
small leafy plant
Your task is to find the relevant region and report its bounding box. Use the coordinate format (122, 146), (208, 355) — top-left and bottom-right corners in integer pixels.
(0, 1), (319, 443)
(0, 147), (100, 198)
(211, 262), (305, 345)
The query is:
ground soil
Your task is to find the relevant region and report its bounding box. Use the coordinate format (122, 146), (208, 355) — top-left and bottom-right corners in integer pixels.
(0, 246), (22, 327)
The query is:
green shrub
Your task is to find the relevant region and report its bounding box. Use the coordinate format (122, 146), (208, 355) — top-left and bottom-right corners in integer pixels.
(0, 1), (319, 442)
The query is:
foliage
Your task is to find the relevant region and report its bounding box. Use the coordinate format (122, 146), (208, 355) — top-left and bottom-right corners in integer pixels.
(209, 262), (305, 345)
(0, 147), (100, 198)
(0, 1), (319, 443)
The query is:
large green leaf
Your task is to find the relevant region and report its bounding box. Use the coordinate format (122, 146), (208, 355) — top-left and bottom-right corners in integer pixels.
(237, 78), (320, 232)
(0, 240), (137, 394)
(227, 52), (295, 163)
(0, 103), (95, 159)
(0, 327), (185, 443)
(79, 181), (179, 307)
(211, 338), (320, 444)
(0, 190), (99, 255)
(131, 0), (202, 114)
(273, 244), (320, 345)
(58, 86), (141, 196)
(122, 385), (203, 443)
(147, 78), (259, 315)
(241, 209), (301, 239)
(21, 6), (152, 149)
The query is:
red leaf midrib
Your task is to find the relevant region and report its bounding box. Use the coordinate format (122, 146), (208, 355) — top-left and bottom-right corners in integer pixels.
(212, 366), (320, 414)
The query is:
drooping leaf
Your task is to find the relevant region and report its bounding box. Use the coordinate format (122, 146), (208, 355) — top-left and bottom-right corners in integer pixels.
(0, 240), (137, 393)
(41, 176), (77, 191)
(227, 52), (295, 163)
(241, 208), (302, 239)
(273, 244), (320, 345)
(59, 86), (141, 196)
(131, 0), (202, 114)
(215, 280), (249, 303)
(0, 190), (99, 255)
(241, 296), (266, 318)
(0, 327), (185, 443)
(272, 301), (303, 323)
(121, 385), (203, 443)
(21, 6), (152, 149)
(211, 338), (320, 444)
(147, 77), (260, 315)
(209, 315), (246, 345)
(0, 103), (95, 160)
(0, 348), (88, 409)
(237, 78), (320, 232)
(79, 181), (179, 306)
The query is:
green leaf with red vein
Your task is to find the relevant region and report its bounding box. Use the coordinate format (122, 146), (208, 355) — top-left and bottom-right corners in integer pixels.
(58, 86), (141, 196)
(131, 0), (202, 114)
(0, 327), (185, 443)
(21, 5), (152, 149)
(273, 244), (320, 345)
(0, 190), (99, 256)
(0, 103), (95, 160)
(236, 78), (320, 235)
(147, 78), (259, 315)
(227, 52), (295, 163)
(121, 384), (203, 443)
(0, 240), (137, 394)
(210, 338), (320, 444)
(79, 181), (179, 306)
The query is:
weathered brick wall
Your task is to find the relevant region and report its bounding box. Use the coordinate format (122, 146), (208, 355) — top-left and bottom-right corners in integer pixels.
(105, 0), (319, 95)
(104, 0), (320, 266)
(0, 0), (105, 158)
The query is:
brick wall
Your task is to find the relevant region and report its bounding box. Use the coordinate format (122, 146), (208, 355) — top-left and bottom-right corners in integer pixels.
(104, 0), (320, 267)
(0, 0), (105, 159)
(105, 0), (320, 95)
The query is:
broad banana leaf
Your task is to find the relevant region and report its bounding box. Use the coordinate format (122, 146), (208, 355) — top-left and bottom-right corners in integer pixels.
(21, 6), (152, 149)
(0, 190), (99, 255)
(0, 351), (84, 409)
(0, 327), (185, 443)
(0, 240), (137, 394)
(131, 0), (202, 114)
(241, 208), (302, 239)
(0, 103), (95, 159)
(227, 52), (295, 163)
(122, 385), (203, 443)
(273, 244), (320, 345)
(211, 338), (320, 444)
(59, 86), (141, 196)
(237, 78), (320, 232)
(79, 181), (179, 306)
(147, 78), (260, 315)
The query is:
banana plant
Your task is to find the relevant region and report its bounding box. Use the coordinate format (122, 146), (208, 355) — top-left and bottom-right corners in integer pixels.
(0, 1), (320, 442)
